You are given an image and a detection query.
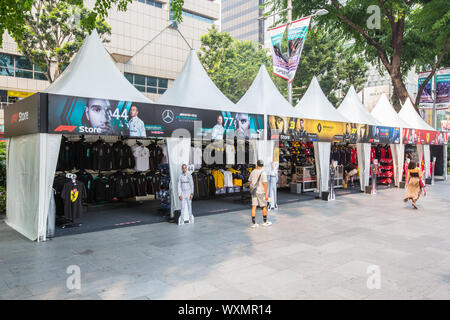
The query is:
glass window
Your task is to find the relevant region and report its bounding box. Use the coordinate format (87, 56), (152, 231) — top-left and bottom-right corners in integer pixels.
(147, 76), (157, 87)
(157, 88), (166, 94)
(134, 74), (146, 85)
(125, 72), (133, 83)
(0, 53), (14, 69)
(135, 85), (146, 92)
(15, 70), (33, 79)
(15, 56), (33, 71)
(158, 78), (168, 88)
(147, 87), (158, 94)
(34, 72), (47, 81)
(0, 67), (14, 77)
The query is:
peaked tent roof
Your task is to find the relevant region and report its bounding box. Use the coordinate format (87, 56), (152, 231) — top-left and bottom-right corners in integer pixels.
(337, 86), (381, 126)
(371, 94), (411, 128)
(45, 30), (152, 103)
(158, 49), (239, 112)
(236, 65), (295, 117)
(398, 98), (435, 131)
(294, 77), (349, 123)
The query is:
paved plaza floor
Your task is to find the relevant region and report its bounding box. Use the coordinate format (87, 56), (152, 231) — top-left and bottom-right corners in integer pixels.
(1, 181), (449, 300)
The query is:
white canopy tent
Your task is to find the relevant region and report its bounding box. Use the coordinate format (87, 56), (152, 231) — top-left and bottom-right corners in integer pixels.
(6, 30), (153, 241)
(370, 94), (410, 186)
(399, 98), (436, 179)
(337, 86), (381, 192)
(158, 49), (239, 112)
(45, 30), (152, 103)
(295, 77), (351, 199)
(236, 65), (296, 171)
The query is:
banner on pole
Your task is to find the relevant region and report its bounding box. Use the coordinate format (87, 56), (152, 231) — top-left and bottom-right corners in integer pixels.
(287, 17), (311, 83)
(269, 24), (289, 80)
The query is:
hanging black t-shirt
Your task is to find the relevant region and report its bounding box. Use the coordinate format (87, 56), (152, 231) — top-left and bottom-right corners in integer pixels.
(61, 181), (87, 221)
(92, 176), (114, 202)
(74, 140), (92, 169)
(57, 139), (75, 171)
(76, 170), (94, 203)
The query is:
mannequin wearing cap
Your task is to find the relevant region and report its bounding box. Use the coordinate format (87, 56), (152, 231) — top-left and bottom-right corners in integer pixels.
(178, 164), (194, 225)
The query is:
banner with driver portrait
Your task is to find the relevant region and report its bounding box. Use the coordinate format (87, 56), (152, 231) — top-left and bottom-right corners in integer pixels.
(267, 115), (401, 144)
(47, 94), (264, 140)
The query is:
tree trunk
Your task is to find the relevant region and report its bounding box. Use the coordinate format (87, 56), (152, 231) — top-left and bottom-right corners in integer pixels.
(389, 71), (409, 112)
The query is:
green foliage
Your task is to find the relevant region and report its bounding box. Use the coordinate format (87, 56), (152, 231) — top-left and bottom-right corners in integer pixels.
(170, 0), (185, 24)
(0, 1), (131, 46)
(292, 27), (368, 106)
(13, 0), (112, 83)
(267, 0), (450, 109)
(198, 26), (287, 103)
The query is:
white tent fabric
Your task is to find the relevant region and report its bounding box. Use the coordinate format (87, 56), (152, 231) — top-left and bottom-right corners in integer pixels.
(313, 141), (331, 196)
(338, 86), (381, 126)
(356, 143), (371, 192)
(45, 30), (151, 103)
(295, 77), (350, 123)
(398, 98), (435, 131)
(158, 49), (239, 112)
(6, 134), (61, 241)
(236, 65), (296, 117)
(371, 94), (411, 128)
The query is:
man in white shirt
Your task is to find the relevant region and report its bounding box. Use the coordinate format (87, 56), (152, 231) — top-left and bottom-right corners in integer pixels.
(178, 164), (194, 225)
(211, 115), (225, 140)
(129, 105), (146, 138)
(248, 160), (271, 228)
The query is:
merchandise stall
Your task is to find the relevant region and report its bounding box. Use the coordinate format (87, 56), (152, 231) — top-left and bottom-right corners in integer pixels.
(337, 86), (400, 191)
(370, 94), (411, 187)
(158, 50), (266, 216)
(292, 77), (352, 199)
(4, 30), (157, 241)
(399, 98), (448, 181)
(235, 65), (298, 201)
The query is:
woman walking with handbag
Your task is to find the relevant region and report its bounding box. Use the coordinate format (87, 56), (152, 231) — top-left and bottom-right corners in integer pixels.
(404, 161), (423, 209)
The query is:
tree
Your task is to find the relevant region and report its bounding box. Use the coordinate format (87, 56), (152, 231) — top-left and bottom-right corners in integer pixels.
(292, 27), (368, 106)
(0, 0), (132, 46)
(267, 0), (450, 110)
(199, 26), (287, 103)
(13, 0), (111, 83)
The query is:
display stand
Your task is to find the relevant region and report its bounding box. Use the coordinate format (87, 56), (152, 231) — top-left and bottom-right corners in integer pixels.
(334, 165), (344, 189)
(370, 160), (378, 195)
(295, 166), (316, 192)
(328, 161), (337, 201)
(430, 157), (436, 185)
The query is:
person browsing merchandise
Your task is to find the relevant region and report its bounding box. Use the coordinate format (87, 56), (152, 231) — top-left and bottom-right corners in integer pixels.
(129, 105), (146, 138)
(248, 160), (272, 228)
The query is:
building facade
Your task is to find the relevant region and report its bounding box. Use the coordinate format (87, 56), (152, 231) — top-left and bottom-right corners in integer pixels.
(221, 0), (266, 44)
(0, 0), (220, 133)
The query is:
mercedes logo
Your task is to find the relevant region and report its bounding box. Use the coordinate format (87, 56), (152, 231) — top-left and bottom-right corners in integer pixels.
(162, 110), (174, 124)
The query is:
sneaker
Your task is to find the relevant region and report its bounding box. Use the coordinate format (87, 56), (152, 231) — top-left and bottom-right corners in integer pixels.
(250, 223), (259, 229)
(261, 221), (272, 227)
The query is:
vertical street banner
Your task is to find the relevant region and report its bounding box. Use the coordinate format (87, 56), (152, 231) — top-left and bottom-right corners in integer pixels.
(269, 24), (289, 80)
(418, 67), (450, 105)
(287, 17), (311, 83)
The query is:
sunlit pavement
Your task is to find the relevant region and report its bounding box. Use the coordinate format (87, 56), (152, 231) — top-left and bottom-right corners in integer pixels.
(1, 180), (449, 300)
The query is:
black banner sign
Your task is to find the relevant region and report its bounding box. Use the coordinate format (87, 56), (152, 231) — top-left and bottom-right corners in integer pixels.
(47, 94), (264, 140)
